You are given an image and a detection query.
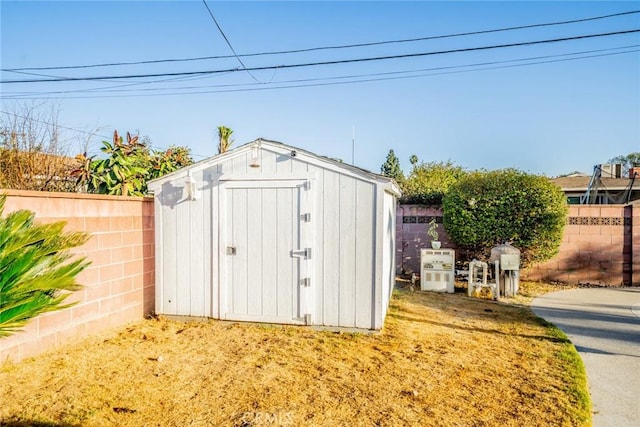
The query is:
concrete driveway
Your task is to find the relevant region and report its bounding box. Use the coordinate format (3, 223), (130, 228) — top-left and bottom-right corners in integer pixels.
(531, 288), (640, 427)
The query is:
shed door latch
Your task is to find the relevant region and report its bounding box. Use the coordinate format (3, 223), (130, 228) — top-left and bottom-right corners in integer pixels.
(291, 248), (311, 259)
(300, 278), (311, 287)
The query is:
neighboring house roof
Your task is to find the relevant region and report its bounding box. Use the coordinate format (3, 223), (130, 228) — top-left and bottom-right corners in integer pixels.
(551, 176), (640, 192)
(148, 138), (401, 196)
(563, 172), (590, 178)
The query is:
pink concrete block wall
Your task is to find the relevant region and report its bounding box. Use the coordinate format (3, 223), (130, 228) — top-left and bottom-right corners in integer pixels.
(0, 190), (155, 362)
(397, 203), (639, 286)
(396, 205), (456, 274)
(523, 205), (630, 286)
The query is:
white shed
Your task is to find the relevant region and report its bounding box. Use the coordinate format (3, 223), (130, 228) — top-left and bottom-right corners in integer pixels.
(148, 139), (400, 330)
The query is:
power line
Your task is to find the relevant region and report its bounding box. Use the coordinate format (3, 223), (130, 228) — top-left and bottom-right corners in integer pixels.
(4, 48), (637, 100)
(0, 110), (111, 139)
(2, 28), (639, 84)
(3, 9), (638, 72)
(4, 45), (637, 98)
(2, 71), (237, 97)
(200, 0), (261, 83)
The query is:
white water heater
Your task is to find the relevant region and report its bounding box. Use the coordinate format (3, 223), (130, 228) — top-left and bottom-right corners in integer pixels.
(420, 249), (455, 293)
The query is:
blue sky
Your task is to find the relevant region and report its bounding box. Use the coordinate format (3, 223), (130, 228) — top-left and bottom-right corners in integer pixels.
(1, 1), (639, 177)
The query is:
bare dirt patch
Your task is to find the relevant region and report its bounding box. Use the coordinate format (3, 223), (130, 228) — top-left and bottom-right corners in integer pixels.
(1, 283), (589, 426)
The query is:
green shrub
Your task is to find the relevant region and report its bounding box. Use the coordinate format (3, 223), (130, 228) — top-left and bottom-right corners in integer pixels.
(442, 169), (567, 266)
(73, 131), (193, 197)
(0, 195), (90, 337)
(401, 160), (466, 205)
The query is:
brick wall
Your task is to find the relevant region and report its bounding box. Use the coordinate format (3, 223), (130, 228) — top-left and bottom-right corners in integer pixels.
(397, 203), (639, 286)
(633, 203), (640, 285)
(0, 190), (155, 362)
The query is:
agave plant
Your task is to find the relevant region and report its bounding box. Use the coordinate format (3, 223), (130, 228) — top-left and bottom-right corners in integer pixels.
(0, 195), (91, 338)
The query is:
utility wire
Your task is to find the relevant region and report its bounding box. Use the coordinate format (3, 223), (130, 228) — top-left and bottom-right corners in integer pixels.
(3, 9), (638, 72)
(0, 110), (111, 139)
(4, 45), (637, 97)
(4, 48), (637, 100)
(2, 28), (639, 84)
(200, 0), (261, 83)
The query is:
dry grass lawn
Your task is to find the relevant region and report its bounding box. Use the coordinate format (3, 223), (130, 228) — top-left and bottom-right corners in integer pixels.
(0, 282), (589, 426)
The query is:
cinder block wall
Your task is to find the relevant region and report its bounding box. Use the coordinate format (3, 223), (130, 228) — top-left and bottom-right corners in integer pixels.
(0, 190), (155, 362)
(396, 205), (453, 275)
(633, 202), (640, 285)
(523, 205), (630, 286)
(397, 203), (637, 286)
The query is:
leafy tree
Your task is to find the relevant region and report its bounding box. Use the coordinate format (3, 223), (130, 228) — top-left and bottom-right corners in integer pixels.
(380, 149), (404, 183)
(442, 169), (567, 267)
(73, 131), (193, 196)
(83, 131), (149, 196)
(401, 159), (467, 205)
(217, 126), (233, 154)
(148, 145), (193, 181)
(608, 152), (640, 175)
(0, 194), (90, 337)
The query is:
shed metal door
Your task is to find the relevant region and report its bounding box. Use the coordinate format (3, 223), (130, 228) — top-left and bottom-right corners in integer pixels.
(221, 180), (313, 324)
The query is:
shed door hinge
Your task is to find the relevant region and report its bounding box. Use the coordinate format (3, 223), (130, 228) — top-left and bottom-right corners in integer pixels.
(301, 213), (311, 222)
(291, 248), (312, 259)
(304, 180), (312, 191)
(300, 277), (311, 287)
(294, 314), (312, 325)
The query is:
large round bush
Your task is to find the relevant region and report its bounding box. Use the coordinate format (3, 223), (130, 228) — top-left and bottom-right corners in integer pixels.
(442, 169), (567, 266)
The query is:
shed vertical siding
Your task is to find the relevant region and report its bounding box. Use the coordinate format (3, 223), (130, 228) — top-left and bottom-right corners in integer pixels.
(315, 167), (377, 329)
(203, 167), (217, 318)
(276, 187), (296, 317)
(381, 191), (396, 323)
(261, 188), (278, 317)
(321, 169), (340, 326)
(154, 194), (165, 313)
(151, 141), (397, 330)
(155, 168), (217, 317)
(159, 189), (177, 314)
(188, 169), (206, 316)
(230, 188), (248, 315)
(338, 174), (357, 327)
(246, 188), (263, 316)
(354, 180), (375, 329)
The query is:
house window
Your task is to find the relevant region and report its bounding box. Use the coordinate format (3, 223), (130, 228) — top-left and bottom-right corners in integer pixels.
(567, 196), (580, 205)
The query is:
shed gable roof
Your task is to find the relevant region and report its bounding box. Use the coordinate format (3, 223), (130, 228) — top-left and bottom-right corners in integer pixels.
(149, 138), (400, 195)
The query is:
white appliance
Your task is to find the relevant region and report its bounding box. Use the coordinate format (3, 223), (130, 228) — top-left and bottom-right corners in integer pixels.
(420, 249), (455, 293)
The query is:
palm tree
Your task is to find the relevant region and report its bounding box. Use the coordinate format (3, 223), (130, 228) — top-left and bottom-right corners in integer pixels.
(217, 126), (234, 154)
(0, 195), (90, 337)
